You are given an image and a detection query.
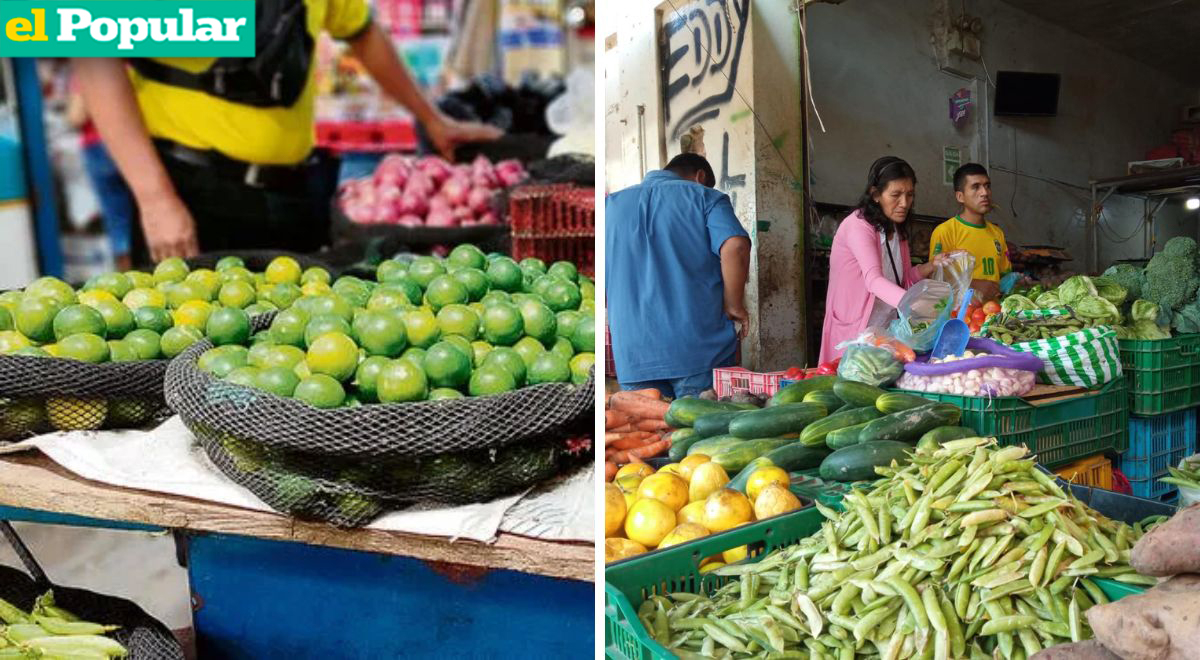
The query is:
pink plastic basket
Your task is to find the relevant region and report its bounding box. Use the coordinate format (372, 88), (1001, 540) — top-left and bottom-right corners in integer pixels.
(713, 367), (786, 399)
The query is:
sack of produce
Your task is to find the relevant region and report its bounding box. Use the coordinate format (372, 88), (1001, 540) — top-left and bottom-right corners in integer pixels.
(887, 279), (955, 351)
(1006, 324), (1123, 388)
(1085, 574), (1200, 660)
(836, 333), (908, 387)
(895, 337), (1042, 397)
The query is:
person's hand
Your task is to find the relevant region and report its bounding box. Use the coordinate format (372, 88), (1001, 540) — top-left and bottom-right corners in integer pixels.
(972, 278), (1002, 302)
(425, 115), (503, 161)
(726, 304), (750, 340)
(138, 192), (199, 262)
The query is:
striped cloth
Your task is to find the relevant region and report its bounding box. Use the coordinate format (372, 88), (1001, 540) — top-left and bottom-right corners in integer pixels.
(1008, 325), (1123, 388)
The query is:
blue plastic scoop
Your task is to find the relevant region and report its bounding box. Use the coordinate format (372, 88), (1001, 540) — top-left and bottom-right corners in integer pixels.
(931, 289), (973, 359)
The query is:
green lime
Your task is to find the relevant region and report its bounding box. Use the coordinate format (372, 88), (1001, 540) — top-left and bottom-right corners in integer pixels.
(547, 261), (579, 283)
(306, 332), (359, 382)
(429, 387), (464, 401)
(173, 300), (213, 330)
(436, 304), (480, 340)
(481, 302), (524, 346)
(207, 307), (251, 346)
(400, 347), (427, 366)
(367, 287), (414, 312)
(153, 257), (190, 284)
(377, 359), (429, 403)
(185, 269), (221, 300)
(518, 299), (557, 346)
(54, 304), (107, 341)
(332, 276), (375, 308)
(294, 374), (345, 408)
(579, 276), (595, 301)
(402, 309), (441, 349)
(58, 333), (110, 363)
(90, 300), (135, 339)
(160, 326), (204, 358)
(123, 329), (163, 360)
(246, 341), (277, 368)
(218, 281), (257, 309)
(408, 256), (446, 290)
(226, 366), (260, 387)
(482, 347), (527, 386)
(124, 271), (153, 289)
(513, 336), (546, 371)
(572, 316), (596, 353)
(470, 340), (493, 367)
(480, 290), (512, 307)
(442, 335), (474, 362)
(265, 256), (302, 286)
(520, 271), (536, 293)
(527, 352), (571, 385)
(353, 355), (390, 402)
(555, 310), (582, 340)
(15, 296), (62, 343)
(255, 366), (301, 397)
(218, 266), (254, 285)
(299, 294), (354, 324)
(550, 337), (575, 363)
(519, 257), (547, 274)
(353, 310), (408, 358)
(166, 281), (210, 308)
(530, 274), (558, 300)
(270, 308), (310, 347)
(123, 287), (167, 311)
(0, 291), (21, 315)
(450, 268), (490, 302)
(107, 340), (139, 363)
(422, 341), (472, 389)
(383, 278), (423, 307)
(26, 276), (78, 306)
(0, 331), (32, 354)
(244, 302), (277, 316)
(263, 283), (302, 309)
(469, 364), (517, 397)
(0, 306), (12, 333)
(215, 255), (245, 271)
(258, 345), (306, 370)
(301, 267), (331, 286)
(423, 276), (469, 312)
(486, 257), (523, 293)
(543, 279), (582, 312)
(448, 244), (487, 271)
(375, 260), (409, 283)
(132, 306), (173, 334)
(93, 272), (133, 299)
(12, 346), (48, 358)
(198, 346), (249, 376)
(304, 314), (353, 348)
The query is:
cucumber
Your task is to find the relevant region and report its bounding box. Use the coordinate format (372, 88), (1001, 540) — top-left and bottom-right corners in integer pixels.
(711, 437), (794, 472)
(666, 428), (702, 462)
(858, 403), (962, 444)
(825, 421), (872, 450)
(762, 442), (830, 472)
(803, 389), (843, 412)
(819, 440), (913, 482)
(875, 391), (934, 414)
(797, 406), (884, 448)
(686, 434), (745, 457)
(916, 426), (977, 450)
(728, 402), (826, 439)
(833, 380), (887, 408)
(768, 375), (836, 407)
(665, 398), (758, 428)
(728, 457), (776, 493)
(693, 411), (750, 439)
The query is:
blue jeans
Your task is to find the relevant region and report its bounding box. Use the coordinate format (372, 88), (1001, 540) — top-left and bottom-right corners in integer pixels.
(619, 350), (737, 400)
(81, 142), (135, 258)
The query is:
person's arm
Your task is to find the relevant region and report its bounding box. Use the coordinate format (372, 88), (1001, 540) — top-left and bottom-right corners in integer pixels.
(971, 278), (1002, 301)
(720, 237), (751, 340)
(66, 92), (88, 130)
(72, 58), (198, 261)
(844, 224), (908, 308)
(348, 24), (501, 160)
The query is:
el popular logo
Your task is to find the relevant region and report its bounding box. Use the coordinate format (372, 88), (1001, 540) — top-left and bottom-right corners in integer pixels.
(0, 1), (254, 56)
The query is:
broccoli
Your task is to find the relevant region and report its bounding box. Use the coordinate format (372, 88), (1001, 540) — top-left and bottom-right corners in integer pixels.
(1101, 263), (1144, 302)
(1162, 235), (1198, 261)
(1173, 299), (1200, 334)
(1143, 252), (1200, 312)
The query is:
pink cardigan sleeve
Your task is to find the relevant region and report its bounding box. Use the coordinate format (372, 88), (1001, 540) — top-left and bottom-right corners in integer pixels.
(903, 240), (924, 288)
(844, 220), (909, 308)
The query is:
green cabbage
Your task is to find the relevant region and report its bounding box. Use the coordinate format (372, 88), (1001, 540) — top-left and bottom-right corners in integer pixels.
(1035, 291), (1063, 309)
(1000, 295), (1037, 314)
(1058, 275), (1098, 307)
(1091, 276), (1128, 307)
(1131, 300), (1161, 323)
(1073, 296), (1122, 325)
(1132, 320), (1171, 340)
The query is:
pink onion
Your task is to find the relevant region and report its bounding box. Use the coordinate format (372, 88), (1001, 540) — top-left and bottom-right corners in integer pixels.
(467, 187), (495, 214)
(440, 176), (471, 206)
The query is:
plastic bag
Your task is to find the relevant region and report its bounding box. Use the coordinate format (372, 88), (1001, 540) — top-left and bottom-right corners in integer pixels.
(887, 280), (954, 351)
(1177, 455), (1200, 508)
(836, 333), (907, 386)
(895, 338), (1042, 397)
(933, 250), (976, 302)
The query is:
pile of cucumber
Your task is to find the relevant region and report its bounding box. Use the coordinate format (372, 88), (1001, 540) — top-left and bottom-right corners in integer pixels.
(665, 376), (978, 487)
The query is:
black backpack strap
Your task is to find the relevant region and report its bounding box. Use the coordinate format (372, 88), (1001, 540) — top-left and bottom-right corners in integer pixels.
(0, 520), (50, 588)
(128, 59), (210, 94)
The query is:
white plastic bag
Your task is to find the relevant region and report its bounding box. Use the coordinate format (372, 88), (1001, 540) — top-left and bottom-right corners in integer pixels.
(1179, 455), (1200, 508)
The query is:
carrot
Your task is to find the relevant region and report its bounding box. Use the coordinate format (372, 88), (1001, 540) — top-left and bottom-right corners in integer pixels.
(625, 388), (663, 400)
(607, 424), (634, 434)
(609, 431), (658, 450)
(635, 418), (672, 432)
(608, 392), (670, 419)
(605, 461), (618, 481)
(609, 438), (672, 463)
(606, 410), (636, 429)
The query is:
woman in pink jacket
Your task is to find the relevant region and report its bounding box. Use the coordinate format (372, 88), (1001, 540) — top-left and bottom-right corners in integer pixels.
(820, 157), (946, 363)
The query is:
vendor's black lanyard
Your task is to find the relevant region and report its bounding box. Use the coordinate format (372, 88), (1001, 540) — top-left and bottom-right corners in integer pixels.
(883, 234), (901, 284)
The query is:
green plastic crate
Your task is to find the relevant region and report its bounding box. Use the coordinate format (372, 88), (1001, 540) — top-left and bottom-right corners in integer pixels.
(1118, 334), (1200, 415)
(895, 377), (1129, 468)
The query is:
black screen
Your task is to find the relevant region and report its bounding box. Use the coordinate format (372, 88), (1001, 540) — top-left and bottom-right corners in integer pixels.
(994, 71), (1060, 117)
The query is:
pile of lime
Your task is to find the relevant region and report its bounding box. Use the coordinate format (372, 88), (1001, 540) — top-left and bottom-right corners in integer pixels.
(197, 245), (596, 408)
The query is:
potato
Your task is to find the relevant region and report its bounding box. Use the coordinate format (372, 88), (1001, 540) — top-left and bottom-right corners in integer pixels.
(1131, 503), (1200, 577)
(1086, 576), (1200, 660)
(1030, 640), (1121, 660)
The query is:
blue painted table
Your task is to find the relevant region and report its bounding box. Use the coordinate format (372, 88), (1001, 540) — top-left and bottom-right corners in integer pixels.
(0, 455), (594, 657)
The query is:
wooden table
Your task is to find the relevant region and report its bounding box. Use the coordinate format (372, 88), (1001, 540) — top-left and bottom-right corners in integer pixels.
(0, 454), (595, 657)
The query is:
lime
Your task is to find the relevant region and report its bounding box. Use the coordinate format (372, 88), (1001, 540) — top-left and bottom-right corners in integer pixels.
(520, 271), (536, 293)
(304, 314), (353, 348)
(26, 276), (77, 306)
(301, 280), (332, 297)
(263, 283), (302, 309)
(482, 347), (527, 386)
(379, 278), (422, 307)
(266, 256), (302, 285)
(470, 340), (493, 367)
(166, 281), (210, 308)
(530, 274), (558, 300)
(53, 304), (107, 341)
(270, 308), (310, 347)
(572, 316), (596, 353)
(301, 267), (331, 286)
(442, 335), (473, 362)
(246, 341), (277, 368)
(375, 260), (408, 283)
(258, 345), (306, 370)
(332, 277), (374, 308)
(173, 300), (213, 330)
(480, 290), (512, 307)
(407, 256), (446, 290)
(353, 310), (408, 358)
(468, 302), (487, 320)
(123, 287), (167, 310)
(184, 269), (221, 300)
(555, 310), (582, 340)
(469, 364), (517, 397)
(550, 336), (576, 363)
(528, 352), (571, 385)
(294, 374), (346, 408)
(215, 255), (245, 271)
(218, 266), (254, 285)
(306, 332), (359, 382)
(422, 341), (472, 389)
(481, 302), (524, 346)
(124, 271), (153, 289)
(255, 366), (301, 397)
(450, 268), (490, 302)
(293, 361), (312, 379)
(198, 346), (249, 377)
(543, 279), (583, 312)
(244, 302), (277, 316)
(448, 244), (487, 271)
(402, 309), (441, 349)
(430, 388), (464, 401)
(518, 299), (558, 346)
(353, 355), (390, 402)
(513, 336), (547, 370)
(218, 281), (257, 309)
(520, 257), (547, 274)
(548, 261), (579, 283)
(207, 307), (251, 346)
(15, 296), (62, 343)
(486, 258), (523, 293)
(367, 287), (413, 311)
(153, 257), (190, 284)
(435, 304), (480, 340)
(579, 276), (595, 300)
(299, 295), (354, 324)
(58, 333), (110, 363)
(12, 346), (48, 358)
(400, 347), (427, 366)
(92, 272), (133, 299)
(46, 397), (107, 431)
(160, 326), (204, 358)
(226, 366), (260, 388)
(124, 329), (163, 360)
(377, 359), (429, 403)
(90, 300), (135, 339)
(0, 306), (12, 332)
(423, 276), (469, 312)
(0, 291), (21, 316)
(0, 331), (32, 354)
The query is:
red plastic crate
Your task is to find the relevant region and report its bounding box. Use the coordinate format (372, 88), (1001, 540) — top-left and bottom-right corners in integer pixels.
(315, 120), (417, 153)
(604, 321), (615, 381)
(508, 185), (595, 274)
(712, 367), (786, 399)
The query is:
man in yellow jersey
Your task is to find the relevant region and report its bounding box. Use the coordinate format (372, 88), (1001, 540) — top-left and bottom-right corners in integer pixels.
(73, 0), (500, 262)
(930, 163), (1011, 302)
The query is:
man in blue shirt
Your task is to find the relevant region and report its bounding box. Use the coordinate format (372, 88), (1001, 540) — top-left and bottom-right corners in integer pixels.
(606, 153), (751, 399)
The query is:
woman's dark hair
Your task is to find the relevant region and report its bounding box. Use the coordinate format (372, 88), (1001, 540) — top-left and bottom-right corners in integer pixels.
(855, 156), (917, 239)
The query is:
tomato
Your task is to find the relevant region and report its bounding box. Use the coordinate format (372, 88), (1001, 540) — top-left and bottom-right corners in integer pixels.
(816, 359), (840, 375)
(970, 309), (987, 324)
(982, 301), (1002, 315)
(783, 367), (806, 381)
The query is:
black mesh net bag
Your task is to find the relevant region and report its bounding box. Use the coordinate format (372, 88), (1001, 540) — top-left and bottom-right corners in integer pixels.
(0, 522), (184, 659)
(0, 356), (170, 443)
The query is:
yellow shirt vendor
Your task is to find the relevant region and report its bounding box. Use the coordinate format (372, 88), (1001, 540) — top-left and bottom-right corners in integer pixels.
(930, 163), (1011, 301)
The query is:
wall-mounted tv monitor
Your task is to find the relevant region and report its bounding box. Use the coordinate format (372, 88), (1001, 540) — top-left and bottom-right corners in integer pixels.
(994, 71), (1060, 117)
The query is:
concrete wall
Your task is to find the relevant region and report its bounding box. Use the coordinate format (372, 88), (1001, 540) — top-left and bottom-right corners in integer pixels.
(604, 1), (805, 369)
(804, 0), (1198, 272)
